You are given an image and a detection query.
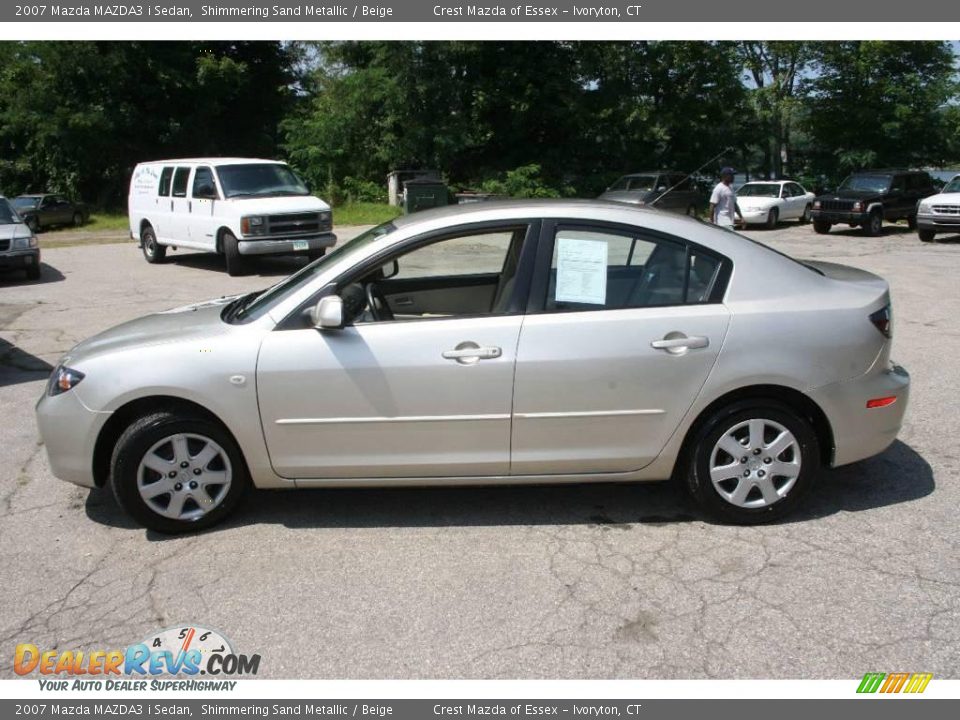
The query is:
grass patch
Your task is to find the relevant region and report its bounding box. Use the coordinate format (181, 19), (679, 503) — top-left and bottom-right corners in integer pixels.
(83, 212), (131, 232)
(334, 202), (402, 226)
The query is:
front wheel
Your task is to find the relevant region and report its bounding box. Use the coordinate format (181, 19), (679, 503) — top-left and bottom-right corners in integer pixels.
(864, 211), (883, 237)
(141, 225), (166, 263)
(919, 229), (936, 242)
(813, 219), (831, 235)
(684, 400), (819, 525)
(223, 231), (248, 277)
(110, 411), (250, 533)
(765, 208), (779, 230)
(800, 205), (812, 224)
(72, 212), (83, 227)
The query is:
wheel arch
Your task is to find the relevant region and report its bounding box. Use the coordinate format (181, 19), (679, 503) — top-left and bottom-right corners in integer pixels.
(215, 226), (234, 254)
(92, 395), (249, 488)
(673, 384), (835, 480)
(139, 218), (153, 236)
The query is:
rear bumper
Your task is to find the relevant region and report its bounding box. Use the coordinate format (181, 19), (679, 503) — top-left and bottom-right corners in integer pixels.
(238, 232), (336, 256)
(808, 362), (910, 467)
(0, 249), (40, 271)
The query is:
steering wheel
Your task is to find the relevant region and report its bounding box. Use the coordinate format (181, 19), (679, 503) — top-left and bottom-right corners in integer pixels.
(365, 282), (395, 322)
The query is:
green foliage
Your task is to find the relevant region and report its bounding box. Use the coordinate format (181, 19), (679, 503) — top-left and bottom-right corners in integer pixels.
(333, 202), (402, 226)
(478, 164), (567, 198)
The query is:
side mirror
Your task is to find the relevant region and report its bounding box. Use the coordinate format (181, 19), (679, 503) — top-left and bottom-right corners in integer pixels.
(382, 259), (399, 279)
(310, 295), (343, 329)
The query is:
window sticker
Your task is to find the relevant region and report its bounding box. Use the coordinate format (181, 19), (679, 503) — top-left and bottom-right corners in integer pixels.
(555, 237), (608, 305)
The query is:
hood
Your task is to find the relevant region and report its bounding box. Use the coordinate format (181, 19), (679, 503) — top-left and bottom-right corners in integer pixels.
(224, 195), (330, 213)
(737, 196), (778, 209)
(0, 222), (32, 240)
(65, 299), (237, 365)
(598, 190), (655, 205)
(816, 189), (884, 202)
(922, 191), (960, 204)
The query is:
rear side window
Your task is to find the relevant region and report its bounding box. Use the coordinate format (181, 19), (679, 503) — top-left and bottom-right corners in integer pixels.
(158, 167), (173, 197)
(171, 167), (191, 198)
(543, 226), (724, 312)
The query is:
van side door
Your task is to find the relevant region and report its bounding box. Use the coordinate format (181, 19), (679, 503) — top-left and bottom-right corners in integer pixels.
(188, 166), (219, 250)
(165, 166), (193, 244)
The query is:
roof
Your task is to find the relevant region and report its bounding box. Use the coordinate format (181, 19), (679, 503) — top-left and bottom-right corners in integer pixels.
(135, 158), (285, 166)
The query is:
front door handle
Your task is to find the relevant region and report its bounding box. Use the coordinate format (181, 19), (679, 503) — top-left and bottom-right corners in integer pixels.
(651, 333), (709, 353)
(442, 341), (502, 364)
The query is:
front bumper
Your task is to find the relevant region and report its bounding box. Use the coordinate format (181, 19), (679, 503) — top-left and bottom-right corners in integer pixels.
(36, 387), (111, 488)
(0, 248), (40, 271)
(810, 210), (869, 225)
(740, 208), (775, 224)
(238, 232), (336, 256)
(808, 362), (910, 467)
(917, 213), (960, 234)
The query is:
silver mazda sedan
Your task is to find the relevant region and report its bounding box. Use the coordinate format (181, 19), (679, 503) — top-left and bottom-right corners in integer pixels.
(36, 200), (909, 533)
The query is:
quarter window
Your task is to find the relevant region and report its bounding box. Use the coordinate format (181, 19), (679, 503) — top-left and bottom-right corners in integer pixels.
(544, 227), (722, 311)
(158, 167), (173, 197)
(192, 167), (216, 197)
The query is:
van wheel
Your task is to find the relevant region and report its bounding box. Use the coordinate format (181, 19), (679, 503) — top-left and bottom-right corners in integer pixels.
(110, 410), (250, 534)
(223, 231), (248, 277)
(141, 226), (166, 263)
(684, 400), (819, 525)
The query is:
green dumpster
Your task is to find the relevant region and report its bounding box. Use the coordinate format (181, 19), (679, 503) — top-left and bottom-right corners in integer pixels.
(403, 178), (449, 214)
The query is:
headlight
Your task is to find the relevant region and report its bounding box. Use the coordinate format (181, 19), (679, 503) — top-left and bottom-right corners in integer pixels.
(47, 365), (85, 396)
(319, 211), (332, 230)
(851, 201), (864, 212)
(813, 200), (821, 209)
(918, 202), (931, 213)
(240, 216), (267, 236)
(13, 236), (38, 249)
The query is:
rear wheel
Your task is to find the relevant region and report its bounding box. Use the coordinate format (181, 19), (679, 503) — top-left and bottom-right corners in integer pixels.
(141, 225), (166, 263)
(919, 229), (936, 242)
(765, 208), (779, 229)
(222, 231), (248, 277)
(26, 216), (39, 233)
(110, 411), (250, 534)
(864, 211), (883, 236)
(907, 214), (918, 230)
(813, 219), (831, 235)
(72, 211), (83, 227)
(684, 400), (819, 525)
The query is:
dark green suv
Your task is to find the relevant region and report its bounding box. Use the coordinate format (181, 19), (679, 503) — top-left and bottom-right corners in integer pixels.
(811, 169), (937, 236)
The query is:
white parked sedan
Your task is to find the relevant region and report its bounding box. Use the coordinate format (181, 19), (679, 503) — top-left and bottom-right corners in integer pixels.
(737, 180), (816, 228)
(36, 200), (909, 533)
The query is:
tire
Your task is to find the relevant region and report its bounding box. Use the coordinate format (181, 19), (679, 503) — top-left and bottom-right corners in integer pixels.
(222, 231), (248, 277)
(765, 208), (779, 230)
(864, 211), (883, 237)
(907, 214), (918, 231)
(26, 217), (39, 233)
(140, 225), (166, 263)
(72, 212), (83, 227)
(800, 205), (812, 224)
(306, 248), (326, 263)
(26, 264), (41, 281)
(813, 219), (831, 235)
(684, 400), (820, 525)
(110, 410), (250, 534)
(919, 229), (936, 242)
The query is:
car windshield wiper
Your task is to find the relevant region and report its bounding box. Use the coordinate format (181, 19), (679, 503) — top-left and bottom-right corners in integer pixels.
(222, 291), (261, 322)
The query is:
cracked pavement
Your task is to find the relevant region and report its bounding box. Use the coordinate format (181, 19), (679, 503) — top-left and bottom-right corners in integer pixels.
(0, 222), (958, 678)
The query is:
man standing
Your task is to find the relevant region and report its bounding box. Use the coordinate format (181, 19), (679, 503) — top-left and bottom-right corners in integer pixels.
(710, 167), (743, 228)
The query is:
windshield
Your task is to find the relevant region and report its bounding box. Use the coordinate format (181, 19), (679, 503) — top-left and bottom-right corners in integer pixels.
(609, 175), (657, 192)
(0, 200), (22, 224)
(839, 175), (892, 193)
(943, 176), (960, 194)
(738, 183), (782, 198)
(12, 197), (38, 210)
(216, 163), (310, 199)
(224, 222), (398, 323)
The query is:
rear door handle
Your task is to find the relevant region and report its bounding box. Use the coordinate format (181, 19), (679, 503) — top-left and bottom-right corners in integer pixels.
(651, 334), (709, 352)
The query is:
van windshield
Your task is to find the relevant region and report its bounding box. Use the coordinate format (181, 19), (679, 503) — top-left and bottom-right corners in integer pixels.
(216, 163), (310, 199)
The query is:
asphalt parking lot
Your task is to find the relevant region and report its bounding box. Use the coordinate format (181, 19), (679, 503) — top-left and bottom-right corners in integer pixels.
(1, 219), (958, 679)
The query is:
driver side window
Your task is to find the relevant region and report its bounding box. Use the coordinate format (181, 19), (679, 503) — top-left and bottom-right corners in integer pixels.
(342, 225), (530, 325)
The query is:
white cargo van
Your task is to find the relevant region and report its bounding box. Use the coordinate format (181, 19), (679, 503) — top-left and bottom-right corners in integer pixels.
(128, 158), (335, 276)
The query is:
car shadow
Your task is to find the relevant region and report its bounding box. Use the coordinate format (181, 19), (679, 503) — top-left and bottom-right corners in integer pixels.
(0, 262), (65, 285)
(81, 440), (934, 538)
(0, 336), (54, 387)
(822, 224), (914, 238)
(165, 252), (310, 277)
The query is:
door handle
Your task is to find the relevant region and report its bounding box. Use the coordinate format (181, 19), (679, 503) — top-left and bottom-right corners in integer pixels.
(394, 296), (414, 307)
(442, 342), (502, 364)
(651, 334), (709, 352)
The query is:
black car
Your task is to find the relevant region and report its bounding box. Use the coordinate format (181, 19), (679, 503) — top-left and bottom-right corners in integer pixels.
(810, 169), (937, 236)
(12, 193), (89, 232)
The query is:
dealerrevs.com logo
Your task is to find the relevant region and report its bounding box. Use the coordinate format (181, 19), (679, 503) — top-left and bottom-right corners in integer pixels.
(857, 672), (933, 694)
(14, 624), (260, 691)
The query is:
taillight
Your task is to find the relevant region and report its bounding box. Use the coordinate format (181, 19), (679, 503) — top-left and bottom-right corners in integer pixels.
(870, 304), (892, 338)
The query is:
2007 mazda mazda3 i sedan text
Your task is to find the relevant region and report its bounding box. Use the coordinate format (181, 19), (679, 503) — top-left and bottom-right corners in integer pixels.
(36, 200), (910, 533)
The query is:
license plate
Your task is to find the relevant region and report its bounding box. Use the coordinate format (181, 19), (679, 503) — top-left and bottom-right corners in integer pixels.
(292, 240), (309, 251)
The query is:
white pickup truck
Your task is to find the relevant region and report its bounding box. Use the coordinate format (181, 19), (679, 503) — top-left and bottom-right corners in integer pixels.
(128, 158), (335, 276)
